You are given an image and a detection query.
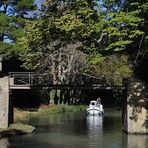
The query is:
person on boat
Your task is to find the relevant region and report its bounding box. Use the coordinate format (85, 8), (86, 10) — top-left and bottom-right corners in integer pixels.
(96, 97), (101, 107)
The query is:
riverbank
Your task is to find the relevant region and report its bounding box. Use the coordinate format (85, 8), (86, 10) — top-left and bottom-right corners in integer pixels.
(0, 105), (86, 137)
(14, 104), (87, 120)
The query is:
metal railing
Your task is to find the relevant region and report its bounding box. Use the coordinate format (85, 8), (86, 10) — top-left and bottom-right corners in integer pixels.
(9, 72), (52, 86)
(9, 72), (126, 88)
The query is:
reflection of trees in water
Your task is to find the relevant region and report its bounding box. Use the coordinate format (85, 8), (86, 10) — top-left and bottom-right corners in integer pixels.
(0, 138), (9, 148)
(87, 116), (103, 147)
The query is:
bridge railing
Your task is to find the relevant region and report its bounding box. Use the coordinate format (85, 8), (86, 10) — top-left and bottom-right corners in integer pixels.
(9, 72), (126, 87)
(9, 72), (52, 86)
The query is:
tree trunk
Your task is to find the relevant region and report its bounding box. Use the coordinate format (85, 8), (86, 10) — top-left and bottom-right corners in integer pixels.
(51, 55), (56, 84)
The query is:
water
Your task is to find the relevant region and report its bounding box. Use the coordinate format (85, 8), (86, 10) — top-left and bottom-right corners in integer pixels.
(0, 108), (148, 148)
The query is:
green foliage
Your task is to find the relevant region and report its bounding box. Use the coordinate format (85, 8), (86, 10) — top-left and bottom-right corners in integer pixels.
(89, 54), (106, 64)
(0, 42), (14, 57)
(103, 10), (144, 51)
(0, 0), (36, 59)
(38, 105), (86, 115)
(0, 14), (10, 33)
(20, 0), (102, 71)
(0, 42), (22, 58)
(84, 54), (132, 77)
(17, 0), (37, 11)
(51, 1), (100, 42)
(20, 0), (146, 80)
(105, 40), (133, 51)
(1, 0), (147, 82)
(53, 2), (97, 40)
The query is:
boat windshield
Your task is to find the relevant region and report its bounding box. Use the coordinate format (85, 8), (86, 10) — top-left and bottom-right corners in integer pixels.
(91, 102), (95, 105)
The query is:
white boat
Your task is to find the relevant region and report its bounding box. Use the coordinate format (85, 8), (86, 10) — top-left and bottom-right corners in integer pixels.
(86, 100), (104, 115)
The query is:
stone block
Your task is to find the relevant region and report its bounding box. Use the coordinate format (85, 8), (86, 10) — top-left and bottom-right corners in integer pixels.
(123, 78), (148, 134)
(0, 77), (9, 129)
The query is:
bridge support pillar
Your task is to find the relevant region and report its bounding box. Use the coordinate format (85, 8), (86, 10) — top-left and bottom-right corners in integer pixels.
(122, 78), (148, 134)
(0, 77), (9, 129)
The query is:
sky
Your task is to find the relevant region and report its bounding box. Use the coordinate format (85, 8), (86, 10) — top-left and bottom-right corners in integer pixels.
(0, 0), (46, 43)
(34, 0), (46, 9)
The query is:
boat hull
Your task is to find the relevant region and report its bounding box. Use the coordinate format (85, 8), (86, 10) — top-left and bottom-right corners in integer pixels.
(87, 107), (104, 115)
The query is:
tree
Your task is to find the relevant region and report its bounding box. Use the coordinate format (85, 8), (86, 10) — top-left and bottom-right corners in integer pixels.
(20, 0), (147, 85)
(20, 0), (102, 84)
(101, 0), (148, 79)
(0, 0), (36, 59)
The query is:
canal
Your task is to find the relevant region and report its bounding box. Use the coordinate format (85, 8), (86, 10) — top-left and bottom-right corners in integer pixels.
(0, 108), (148, 148)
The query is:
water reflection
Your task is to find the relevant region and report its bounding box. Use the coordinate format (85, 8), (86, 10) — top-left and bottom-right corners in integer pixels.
(87, 115), (103, 147)
(126, 134), (148, 148)
(0, 110), (148, 148)
(0, 138), (8, 148)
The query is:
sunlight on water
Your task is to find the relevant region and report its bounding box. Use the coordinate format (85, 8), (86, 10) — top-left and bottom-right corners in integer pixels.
(87, 115), (103, 147)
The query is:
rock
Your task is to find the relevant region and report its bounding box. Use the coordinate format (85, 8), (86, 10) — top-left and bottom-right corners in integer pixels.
(0, 123), (35, 137)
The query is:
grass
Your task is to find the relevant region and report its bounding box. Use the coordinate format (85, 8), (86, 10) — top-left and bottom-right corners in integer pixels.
(14, 104), (87, 119)
(38, 104), (86, 115)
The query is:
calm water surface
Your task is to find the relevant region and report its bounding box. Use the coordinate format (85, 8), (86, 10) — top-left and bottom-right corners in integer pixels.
(0, 108), (148, 148)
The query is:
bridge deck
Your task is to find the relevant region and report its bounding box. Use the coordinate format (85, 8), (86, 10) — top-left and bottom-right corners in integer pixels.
(9, 84), (125, 90)
(9, 72), (126, 90)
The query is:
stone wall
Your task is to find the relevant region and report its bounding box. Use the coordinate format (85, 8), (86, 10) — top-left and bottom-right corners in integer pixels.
(123, 78), (148, 134)
(0, 77), (9, 129)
